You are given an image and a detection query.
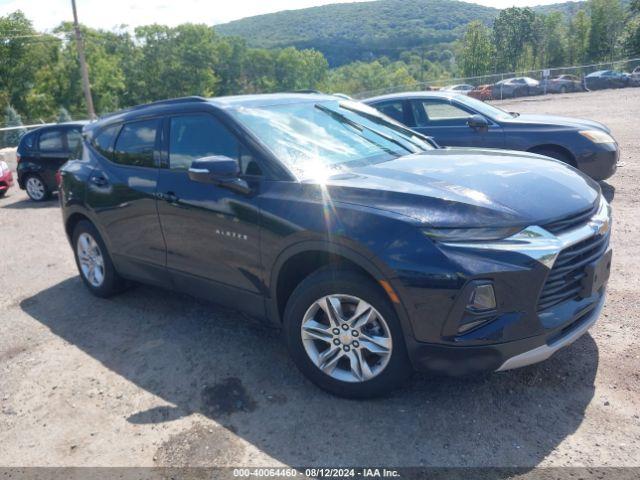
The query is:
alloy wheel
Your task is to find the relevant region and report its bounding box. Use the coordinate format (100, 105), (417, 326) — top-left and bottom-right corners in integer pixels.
(77, 232), (105, 287)
(300, 294), (393, 383)
(26, 177), (45, 201)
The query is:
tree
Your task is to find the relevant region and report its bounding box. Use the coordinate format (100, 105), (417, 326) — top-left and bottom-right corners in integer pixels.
(623, 0), (640, 56)
(459, 21), (494, 77)
(0, 11), (58, 116)
(623, 16), (640, 56)
(567, 9), (591, 65)
(57, 107), (72, 123)
(588, 0), (625, 62)
(492, 7), (537, 72)
(538, 12), (567, 68)
(3, 105), (26, 147)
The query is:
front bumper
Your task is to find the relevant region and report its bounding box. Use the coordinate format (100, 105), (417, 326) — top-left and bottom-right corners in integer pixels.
(576, 143), (618, 181)
(496, 292), (603, 370)
(398, 197), (611, 375)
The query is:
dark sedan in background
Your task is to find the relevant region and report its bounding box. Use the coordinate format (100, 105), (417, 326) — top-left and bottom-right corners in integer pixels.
(365, 92), (618, 180)
(585, 70), (630, 90)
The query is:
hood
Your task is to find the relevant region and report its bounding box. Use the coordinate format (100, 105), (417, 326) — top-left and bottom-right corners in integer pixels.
(321, 149), (600, 229)
(505, 114), (610, 133)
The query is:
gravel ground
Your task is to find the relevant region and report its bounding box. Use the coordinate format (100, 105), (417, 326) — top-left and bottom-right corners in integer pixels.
(0, 89), (638, 470)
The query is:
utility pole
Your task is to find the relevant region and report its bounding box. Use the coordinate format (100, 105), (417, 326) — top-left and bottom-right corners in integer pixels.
(71, 0), (96, 120)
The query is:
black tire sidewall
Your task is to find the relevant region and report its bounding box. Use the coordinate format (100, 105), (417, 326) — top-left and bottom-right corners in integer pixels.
(283, 268), (411, 398)
(72, 220), (123, 298)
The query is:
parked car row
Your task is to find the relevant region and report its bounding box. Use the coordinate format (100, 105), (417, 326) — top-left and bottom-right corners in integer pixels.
(439, 68), (640, 100)
(1, 90), (615, 399)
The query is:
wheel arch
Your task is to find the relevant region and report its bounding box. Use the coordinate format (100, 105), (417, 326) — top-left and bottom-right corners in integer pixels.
(268, 241), (415, 339)
(528, 144), (577, 167)
(65, 211), (92, 241)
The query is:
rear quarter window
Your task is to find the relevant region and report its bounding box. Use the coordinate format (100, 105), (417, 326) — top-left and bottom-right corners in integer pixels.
(91, 124), (121, 160)
(19, 132), (36, 150)
(112, 119), (160, 168)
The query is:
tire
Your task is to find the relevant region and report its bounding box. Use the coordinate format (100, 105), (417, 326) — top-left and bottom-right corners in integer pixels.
(0, 190), (6, 198)
(283, 268), (412, 398)
(24, 174), (50, 202)
(560, 85), (567, 94)
(72, 220), (126, 298)
(532, 148), (575, 167)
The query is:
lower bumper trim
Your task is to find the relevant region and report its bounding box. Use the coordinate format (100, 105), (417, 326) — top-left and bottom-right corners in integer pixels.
(496, 296), (604, 371)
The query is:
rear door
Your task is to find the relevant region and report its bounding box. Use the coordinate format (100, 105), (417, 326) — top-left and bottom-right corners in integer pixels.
(408, 98), (504, 148)
(86, 119), (169, 287)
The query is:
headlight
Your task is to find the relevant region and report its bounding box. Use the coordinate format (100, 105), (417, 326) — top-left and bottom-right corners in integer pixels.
(422, 226), (523, 242)
(579, 130), (615, 144)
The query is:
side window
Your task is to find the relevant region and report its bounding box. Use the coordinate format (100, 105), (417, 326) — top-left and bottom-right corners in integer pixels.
(411, 100), (471, 127)
(113, 119), (159, 168)
(92, 124), (120, 160)
(169, 114), (261, 175)
(39, 130), (64, 152)
(22, 132), (35, 150)
(66, 128), (82, 154)
(372, 101), (405, 125)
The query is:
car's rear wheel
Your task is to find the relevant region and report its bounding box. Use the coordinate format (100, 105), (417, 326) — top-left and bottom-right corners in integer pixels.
(283, 268), (411, 398)
(72, 220), (126, 297)
(25, 175), (49, 202)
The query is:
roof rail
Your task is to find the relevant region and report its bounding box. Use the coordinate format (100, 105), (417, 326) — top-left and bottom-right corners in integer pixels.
(98, 96), (209, 120)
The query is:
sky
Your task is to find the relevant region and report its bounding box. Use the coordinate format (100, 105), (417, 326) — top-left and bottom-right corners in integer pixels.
(0, 0), (571, 32)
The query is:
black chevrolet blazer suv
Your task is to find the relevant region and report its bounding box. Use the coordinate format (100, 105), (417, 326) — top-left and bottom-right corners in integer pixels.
(59, 94), (612, 398)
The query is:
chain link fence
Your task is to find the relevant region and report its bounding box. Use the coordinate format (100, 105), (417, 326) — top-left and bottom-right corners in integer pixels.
(353, 57), (640, 100)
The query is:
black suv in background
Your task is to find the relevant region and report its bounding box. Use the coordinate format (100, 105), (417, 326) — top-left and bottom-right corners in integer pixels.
(59, 95), (611, 398)
(17, 122), (87, 201)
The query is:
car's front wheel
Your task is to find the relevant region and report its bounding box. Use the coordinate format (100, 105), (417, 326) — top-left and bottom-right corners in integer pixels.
(283, 268), (411, 398)
(72, 220), (126, 297)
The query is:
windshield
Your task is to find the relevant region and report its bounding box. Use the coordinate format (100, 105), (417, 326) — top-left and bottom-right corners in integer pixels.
(456, 95), (516, 120)
(230, 99), (434, 180)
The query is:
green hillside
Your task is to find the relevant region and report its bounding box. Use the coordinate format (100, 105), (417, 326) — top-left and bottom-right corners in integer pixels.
(216, 0), (499, 66)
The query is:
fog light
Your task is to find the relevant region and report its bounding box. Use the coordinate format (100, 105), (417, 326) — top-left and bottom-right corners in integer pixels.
(468, 284), (496, 311)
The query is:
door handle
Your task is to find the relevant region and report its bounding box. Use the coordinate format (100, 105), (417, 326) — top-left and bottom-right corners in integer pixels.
(89, 174), (108, 187)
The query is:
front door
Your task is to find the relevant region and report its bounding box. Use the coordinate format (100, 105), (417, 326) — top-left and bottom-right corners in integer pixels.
(155, 113), (264, 314)
(409, 99), (504, 149)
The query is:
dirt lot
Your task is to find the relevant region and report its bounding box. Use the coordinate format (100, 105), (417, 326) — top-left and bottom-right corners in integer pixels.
(0, 89), (639, 470)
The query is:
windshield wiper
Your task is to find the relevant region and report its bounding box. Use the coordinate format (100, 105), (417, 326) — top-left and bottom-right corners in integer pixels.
(314, 104), (415, 154)
(340, 104), (437, 148)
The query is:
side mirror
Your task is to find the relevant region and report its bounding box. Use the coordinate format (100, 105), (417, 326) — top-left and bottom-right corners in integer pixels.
(467, 114), (489, 130)
(188, 156), (251, 195)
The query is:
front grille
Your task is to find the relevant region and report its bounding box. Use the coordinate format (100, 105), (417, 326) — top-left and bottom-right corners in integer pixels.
(537, 231), (610, 312)
(543, 203), (598, 234)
